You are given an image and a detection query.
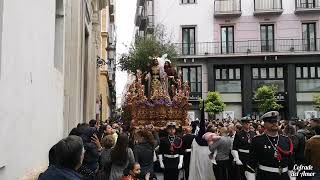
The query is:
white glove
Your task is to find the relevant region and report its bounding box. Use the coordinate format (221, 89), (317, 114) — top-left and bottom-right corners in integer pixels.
(288, 170), (296, 180)
(231, 150), (243, 165)
(245, 171), (256, 180)
(178, 155), (183, 169)
(158, 155), (164, 169)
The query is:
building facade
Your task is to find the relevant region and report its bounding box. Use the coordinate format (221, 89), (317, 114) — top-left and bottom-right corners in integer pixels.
(135, 0), (320, 120)
(0, 0), (107, 179)
(99, 0), (117, 122)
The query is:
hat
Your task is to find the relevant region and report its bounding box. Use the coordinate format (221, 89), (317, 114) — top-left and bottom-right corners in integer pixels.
(240, 116), (252, 123)
(261, 111), (279, 123)
(166, 121), (177, 128)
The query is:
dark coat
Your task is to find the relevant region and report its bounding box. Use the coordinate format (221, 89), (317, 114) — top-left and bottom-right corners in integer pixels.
(134, 141), (155, 176)
(81, 128), (100, 172)
(38, 165), (83, 180)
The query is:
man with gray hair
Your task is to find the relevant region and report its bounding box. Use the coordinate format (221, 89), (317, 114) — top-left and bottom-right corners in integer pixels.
(39, 135), (84, 180)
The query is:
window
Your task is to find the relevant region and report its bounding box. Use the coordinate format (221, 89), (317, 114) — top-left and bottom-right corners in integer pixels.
(221, 26), (234, 54)
(299, 0), (316, 8)
(302, 23), (316, 51)
(179, 66), (202, 99)
(182, 27), (196, 55)
(253, 68), (259, 79)
(303, 67), (308, 78)
(277, 67), (283, 78)
(296, 66), (320, 79)
(296, 65), (320, 92)
(261, 68), (267, 79)
(310, 67), (316, 78)
(269, 68), (276, 78)
(216, 69), (221, 79)
(253, 80), (285, 92)
(235, 69), (241, 79)
(182, 0), (196, 4)
(296, 67), (301, 78)
(215, 67), (241, 93)
(222, 69), (227, 79)
(54, 0), (64, 72)
(260, 24), (274, 52)
(297, 79), (320, 92)
(252, 67), (283, 79)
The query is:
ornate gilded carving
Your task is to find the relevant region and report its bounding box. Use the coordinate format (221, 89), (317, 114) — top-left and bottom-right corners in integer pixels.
(124, 59), (191, 128)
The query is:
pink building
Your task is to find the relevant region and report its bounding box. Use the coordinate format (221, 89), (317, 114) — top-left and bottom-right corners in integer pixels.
(135, 0), (320, 120)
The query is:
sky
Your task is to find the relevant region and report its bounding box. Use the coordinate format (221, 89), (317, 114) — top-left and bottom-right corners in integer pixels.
(115, 0), (137, 107)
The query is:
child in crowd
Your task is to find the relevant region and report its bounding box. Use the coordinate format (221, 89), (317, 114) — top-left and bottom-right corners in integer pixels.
(202, 132), (221, 164)
(121, 162), (155, 180)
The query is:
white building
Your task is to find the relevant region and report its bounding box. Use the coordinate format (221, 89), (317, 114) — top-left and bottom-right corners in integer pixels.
(135, 0), (320, 120)
(0, 0), (107, 179)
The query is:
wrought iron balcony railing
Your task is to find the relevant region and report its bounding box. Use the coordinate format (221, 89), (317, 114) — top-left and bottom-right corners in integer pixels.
(295, 0), (320, 13)
(254, 0), (283, 15)
(214, 0), (241, 17)
(174, 38), (320, 56)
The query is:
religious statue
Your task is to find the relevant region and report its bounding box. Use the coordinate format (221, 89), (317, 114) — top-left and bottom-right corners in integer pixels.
(150, 58), (163, 96)
(164, 60), (177, 97)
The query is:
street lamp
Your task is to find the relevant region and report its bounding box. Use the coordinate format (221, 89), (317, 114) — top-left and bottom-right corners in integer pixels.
(106, 45), (116, 61)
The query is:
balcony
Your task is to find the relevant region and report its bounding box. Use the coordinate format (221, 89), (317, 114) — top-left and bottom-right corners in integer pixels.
(146, 15), (154, 34)
(295, 0), (320, 14)
(254, 0), (283, 15)
(214, 0), (242, 17)
(173, 38), (320, 57)
(139, 16), (147, 30)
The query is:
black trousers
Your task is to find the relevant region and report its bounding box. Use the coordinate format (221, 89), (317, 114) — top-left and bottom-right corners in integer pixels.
(239, 164), (247, 180)
(229, 161), (241, 180)
(213, 160), (231, 180)
(184, 152), (191, 180)
(164, 168), (179, 180)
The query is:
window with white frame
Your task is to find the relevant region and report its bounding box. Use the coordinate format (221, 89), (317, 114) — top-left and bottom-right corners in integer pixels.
(182, 27), (196, 55)
(252, 67), (285, 92)
(178, 66), (202, 100)
(296, 65), (320, 92)
(215, 67), (241, 93)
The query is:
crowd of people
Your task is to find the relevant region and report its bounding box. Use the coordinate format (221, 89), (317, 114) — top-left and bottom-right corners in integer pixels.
(37, 110), (320, 180)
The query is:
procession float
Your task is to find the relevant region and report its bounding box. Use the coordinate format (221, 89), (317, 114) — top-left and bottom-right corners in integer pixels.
(123, 55), (191, 128)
